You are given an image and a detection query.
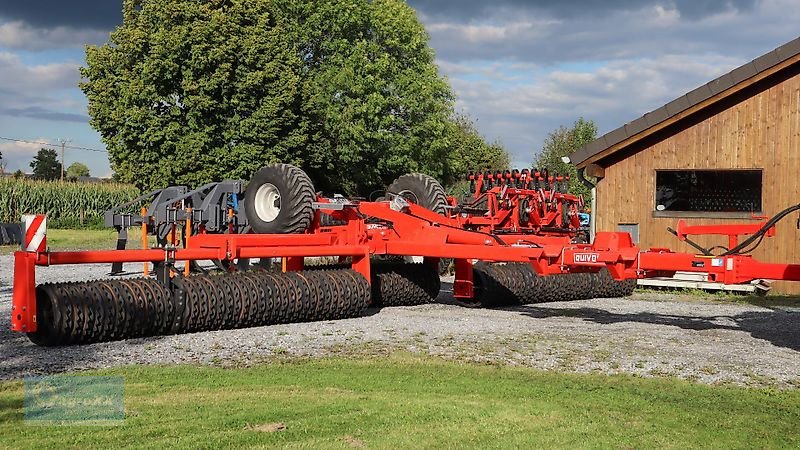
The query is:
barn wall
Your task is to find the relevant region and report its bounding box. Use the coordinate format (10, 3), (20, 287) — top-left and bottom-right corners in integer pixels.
(596, 71), (800, 293)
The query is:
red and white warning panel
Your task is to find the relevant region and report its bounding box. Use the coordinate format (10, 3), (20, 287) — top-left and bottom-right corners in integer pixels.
(22, 214), (46, 252)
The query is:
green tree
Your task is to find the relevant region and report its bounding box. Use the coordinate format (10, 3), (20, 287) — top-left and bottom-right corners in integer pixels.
(82, 0), (305, 190)
(443, 112), (510, 191)
(66, 162), (91, 180)
(534, 118), (597, 200)
(274, 0), (455, 194)
(81, 0), (458, 195)
(30, 148), (62, 181)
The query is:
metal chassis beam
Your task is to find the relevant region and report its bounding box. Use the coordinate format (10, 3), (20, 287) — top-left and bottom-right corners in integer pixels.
(10, 199), (800, 334)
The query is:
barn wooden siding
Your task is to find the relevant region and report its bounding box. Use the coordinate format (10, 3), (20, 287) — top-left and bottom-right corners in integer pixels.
(595, 69), (800, 293)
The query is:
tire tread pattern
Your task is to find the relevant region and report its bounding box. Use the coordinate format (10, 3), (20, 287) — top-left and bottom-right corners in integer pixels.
(27, 269), (369, 346)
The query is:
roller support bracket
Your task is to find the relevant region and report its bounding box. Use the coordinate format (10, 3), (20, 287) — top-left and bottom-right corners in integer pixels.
(109, 227), (129, 275)
(153, 261), (176, 286)
(453, 258), (474, 300)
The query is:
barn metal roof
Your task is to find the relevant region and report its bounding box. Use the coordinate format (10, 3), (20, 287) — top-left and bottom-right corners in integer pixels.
(569, 36), (800, 169)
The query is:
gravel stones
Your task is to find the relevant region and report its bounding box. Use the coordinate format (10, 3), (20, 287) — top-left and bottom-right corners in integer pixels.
(0, 256), (797, 387)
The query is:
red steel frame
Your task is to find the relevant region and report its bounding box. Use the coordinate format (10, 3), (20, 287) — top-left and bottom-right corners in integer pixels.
(674, 218), (776, 250)
(10, 199), (800, 334)
(462, 170), (583, 234)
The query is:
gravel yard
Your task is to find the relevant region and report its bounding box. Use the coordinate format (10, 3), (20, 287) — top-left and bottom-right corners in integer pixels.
(1, 255), (798, 387)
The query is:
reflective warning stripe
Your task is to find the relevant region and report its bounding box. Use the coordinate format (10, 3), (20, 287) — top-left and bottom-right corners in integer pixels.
(22, 214), (46, 252)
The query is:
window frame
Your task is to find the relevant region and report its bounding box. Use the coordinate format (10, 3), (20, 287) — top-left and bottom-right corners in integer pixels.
(652, 168), (764, 219)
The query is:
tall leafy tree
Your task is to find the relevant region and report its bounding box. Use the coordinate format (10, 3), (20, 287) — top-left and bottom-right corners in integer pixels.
(81, 0), (460, 194)
(534, 118), (598, 199)
(82, 0), (305, 190)
(66, 162), (91, 180)
(273, 0), (455, 193)
(30, 148), (62, 181)
(443, 112), (509, 189)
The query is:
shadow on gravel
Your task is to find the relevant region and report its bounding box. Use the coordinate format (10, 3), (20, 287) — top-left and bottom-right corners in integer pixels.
(0, 312), (168, 380)
(509, 304), (800, 352)
(438, 280), (800, 352)
(0, 332), (96, 380)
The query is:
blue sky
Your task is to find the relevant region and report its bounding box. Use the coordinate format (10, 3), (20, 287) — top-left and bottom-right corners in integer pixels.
(0, 0), (798, 177)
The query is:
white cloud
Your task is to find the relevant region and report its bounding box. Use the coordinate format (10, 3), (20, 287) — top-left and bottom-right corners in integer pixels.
(651, 5), (681, 25)
(0, 52), (79, 91)
(440, 53), (745, 166)
(0, 52), (86, 123)
(0, 20), (107, 51)
(423, 0), (800, 64)
(0, 138), (54, 172)
(427, 19), (559, 44)
(420, 0), (799, 168)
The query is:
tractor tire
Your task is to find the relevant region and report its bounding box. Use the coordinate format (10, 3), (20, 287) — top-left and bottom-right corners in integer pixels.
(319, 212), (347, 227)
(387, 173), (451, 274)
(244, 164), (315, 234)
(386, 173), (448, 215)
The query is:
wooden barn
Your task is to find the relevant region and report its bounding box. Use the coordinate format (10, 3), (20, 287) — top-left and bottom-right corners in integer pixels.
(569, 37), (800, 294)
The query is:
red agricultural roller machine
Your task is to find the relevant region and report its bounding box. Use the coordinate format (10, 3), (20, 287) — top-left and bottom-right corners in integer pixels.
(9, 164), (800, 346)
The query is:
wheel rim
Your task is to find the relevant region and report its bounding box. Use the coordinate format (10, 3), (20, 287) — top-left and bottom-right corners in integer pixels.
(396, 190), (420, 205)
(254, 183), (281, 222)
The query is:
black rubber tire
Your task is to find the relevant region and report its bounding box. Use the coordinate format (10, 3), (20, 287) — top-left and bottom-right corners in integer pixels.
(387, 173), (451, 273)
(244, 164), (314, 234)
(319, 212), (347, 227)
(386, 173), (448, 215)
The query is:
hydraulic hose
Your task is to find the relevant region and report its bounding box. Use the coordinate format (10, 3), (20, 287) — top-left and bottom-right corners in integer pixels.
(720, 202), (800, 256)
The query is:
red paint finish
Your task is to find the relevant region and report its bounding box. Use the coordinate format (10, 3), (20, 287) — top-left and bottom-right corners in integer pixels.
(11, 251), (38, 332)
(9, 199), (800, 334)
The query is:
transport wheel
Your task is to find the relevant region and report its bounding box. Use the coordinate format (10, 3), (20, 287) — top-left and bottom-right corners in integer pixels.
(387, 173), (451, 272)
(386, 173), (448, 215)
(244, 164), (315, 234)
(319, 211), (347, 227)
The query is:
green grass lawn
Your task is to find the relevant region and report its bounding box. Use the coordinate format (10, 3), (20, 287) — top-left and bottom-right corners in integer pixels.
(635, 287), (800, 308)
(0, 228), (153, 255)
(40, 228), (122, 250)
(1, 355), (798, 449)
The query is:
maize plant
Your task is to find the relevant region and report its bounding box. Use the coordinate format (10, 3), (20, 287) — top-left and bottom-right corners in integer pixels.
(0, 178), (140, 228)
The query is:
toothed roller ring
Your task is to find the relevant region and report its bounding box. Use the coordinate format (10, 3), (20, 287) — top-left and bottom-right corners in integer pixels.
(370, 263), (440, 307)
(27, 269), (370, 346)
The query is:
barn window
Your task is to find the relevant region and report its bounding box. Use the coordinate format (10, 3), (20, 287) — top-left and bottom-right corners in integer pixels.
(654, 170), (762, 215)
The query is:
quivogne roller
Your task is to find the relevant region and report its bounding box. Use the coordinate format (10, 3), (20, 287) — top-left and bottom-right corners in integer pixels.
(11, 164), (799, 346)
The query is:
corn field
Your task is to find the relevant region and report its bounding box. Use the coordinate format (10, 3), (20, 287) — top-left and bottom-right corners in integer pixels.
(0, 178), (140, 228)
